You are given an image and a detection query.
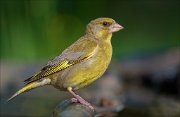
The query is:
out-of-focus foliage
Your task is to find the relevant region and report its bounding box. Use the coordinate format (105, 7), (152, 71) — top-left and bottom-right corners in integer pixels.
(0, 0), (180, 117)
(1, 0), (179, 61)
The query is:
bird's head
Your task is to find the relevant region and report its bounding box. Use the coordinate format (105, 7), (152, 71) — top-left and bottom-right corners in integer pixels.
(86, 18), (123, 40)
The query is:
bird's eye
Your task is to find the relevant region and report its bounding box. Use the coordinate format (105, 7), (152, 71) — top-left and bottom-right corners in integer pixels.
(102, 22), (111, 27)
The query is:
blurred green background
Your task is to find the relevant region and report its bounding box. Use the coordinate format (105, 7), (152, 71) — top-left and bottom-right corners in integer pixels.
(0, 0), (180, 117)
(1, 0), (179, 60)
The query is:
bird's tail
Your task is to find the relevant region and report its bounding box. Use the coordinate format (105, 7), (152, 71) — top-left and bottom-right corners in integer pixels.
(7, 78), (51, 102)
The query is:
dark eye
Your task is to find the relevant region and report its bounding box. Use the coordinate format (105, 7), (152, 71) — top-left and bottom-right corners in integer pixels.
(102, 22), (111, 27)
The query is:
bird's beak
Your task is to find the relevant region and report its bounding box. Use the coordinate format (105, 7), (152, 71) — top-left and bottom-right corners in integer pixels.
(109, 23), (124, 33)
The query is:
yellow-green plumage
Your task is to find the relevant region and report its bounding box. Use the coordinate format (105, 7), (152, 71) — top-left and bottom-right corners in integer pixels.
(8, 18), (123, 104)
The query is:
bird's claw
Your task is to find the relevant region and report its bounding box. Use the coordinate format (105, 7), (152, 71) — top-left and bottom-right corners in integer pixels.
(70, 96), (95, 111)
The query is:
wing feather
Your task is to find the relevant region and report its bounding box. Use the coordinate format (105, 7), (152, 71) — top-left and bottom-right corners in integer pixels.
(24, 38), (97, 84)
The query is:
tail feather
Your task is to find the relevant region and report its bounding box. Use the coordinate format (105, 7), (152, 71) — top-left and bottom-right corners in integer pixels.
(7, 78), (51, 102)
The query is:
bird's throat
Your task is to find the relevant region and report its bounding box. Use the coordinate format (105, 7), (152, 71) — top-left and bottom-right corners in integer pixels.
(105, 33), (112, 42)
(95, 31), (112, 43)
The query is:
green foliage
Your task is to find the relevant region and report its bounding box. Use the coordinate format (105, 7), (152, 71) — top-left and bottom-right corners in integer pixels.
(0, 0), (179, 60)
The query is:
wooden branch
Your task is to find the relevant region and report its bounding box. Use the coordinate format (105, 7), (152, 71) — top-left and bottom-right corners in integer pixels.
(52, 99), (95, 117)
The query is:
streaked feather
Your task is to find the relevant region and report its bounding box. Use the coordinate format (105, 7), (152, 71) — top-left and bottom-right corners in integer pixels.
(24, 38), (97, 84)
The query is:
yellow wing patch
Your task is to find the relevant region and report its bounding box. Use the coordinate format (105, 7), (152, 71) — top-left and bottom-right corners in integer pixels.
(42, 60), (71, 77)
(24, 53), (93, 84)
(24, 60), (71, 84)
(42, 52), (94, 77)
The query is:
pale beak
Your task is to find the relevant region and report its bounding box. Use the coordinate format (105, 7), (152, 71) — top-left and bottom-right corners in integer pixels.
(109, 23), (124, 33)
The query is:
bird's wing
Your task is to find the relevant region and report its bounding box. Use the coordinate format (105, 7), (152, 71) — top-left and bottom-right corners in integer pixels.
(24, 38), (97, 84)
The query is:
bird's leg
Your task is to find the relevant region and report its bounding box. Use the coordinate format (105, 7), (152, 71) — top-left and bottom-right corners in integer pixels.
(67, 87), (94, 111)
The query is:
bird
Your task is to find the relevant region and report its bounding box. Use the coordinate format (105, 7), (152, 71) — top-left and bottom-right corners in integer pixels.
(7, 17), (123, 110)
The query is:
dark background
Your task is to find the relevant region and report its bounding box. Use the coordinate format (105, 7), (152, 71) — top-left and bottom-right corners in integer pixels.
(1, 0), (180, 117)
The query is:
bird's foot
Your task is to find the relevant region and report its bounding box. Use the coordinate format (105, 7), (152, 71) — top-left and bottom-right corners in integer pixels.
(71, 96), (94, 111)
(68, 87), (94, 111)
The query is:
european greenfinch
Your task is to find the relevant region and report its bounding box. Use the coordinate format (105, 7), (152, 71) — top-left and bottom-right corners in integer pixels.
(8, 17), (123, 110)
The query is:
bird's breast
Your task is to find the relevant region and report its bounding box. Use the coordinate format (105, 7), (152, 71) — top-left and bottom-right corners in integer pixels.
(53, 42), (112, 90)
